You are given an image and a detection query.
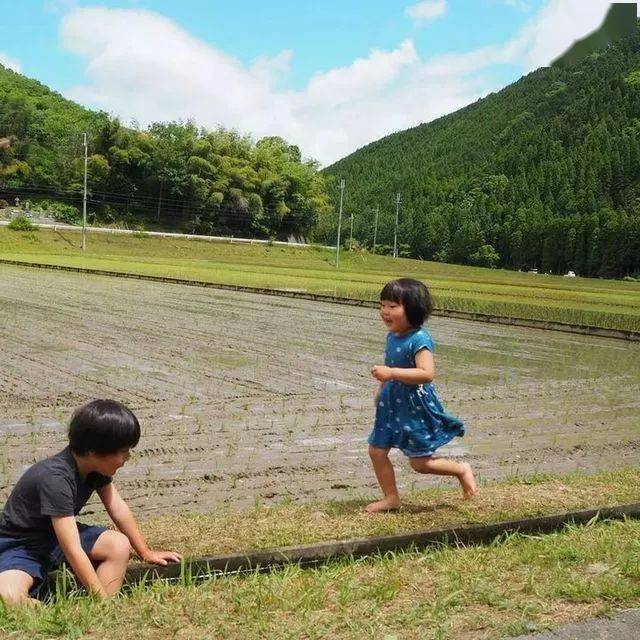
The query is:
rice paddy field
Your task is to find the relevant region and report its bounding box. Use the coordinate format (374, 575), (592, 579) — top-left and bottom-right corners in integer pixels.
(0, 262), (638, 520)
(0, 231), (638, 638)
(1, 226), (640, 332)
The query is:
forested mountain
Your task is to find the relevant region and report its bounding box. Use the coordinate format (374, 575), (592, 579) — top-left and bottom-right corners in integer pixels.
(0, 65), (331, 238)
(324, 25), (640, 278)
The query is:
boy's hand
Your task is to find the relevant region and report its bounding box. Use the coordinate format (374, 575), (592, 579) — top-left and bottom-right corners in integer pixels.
(371, 365), (394, 382)
(141, 550), (182, 566)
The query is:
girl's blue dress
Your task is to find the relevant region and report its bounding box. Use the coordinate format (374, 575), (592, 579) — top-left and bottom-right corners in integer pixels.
(368, 327), (464, 457)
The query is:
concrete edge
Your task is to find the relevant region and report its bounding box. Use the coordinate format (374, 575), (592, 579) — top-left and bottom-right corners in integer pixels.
(123, 502), (640, 584)
(1, 258), (639, 341)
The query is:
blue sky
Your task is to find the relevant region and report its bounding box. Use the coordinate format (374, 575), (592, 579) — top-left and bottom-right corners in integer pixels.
(0, 1), (619, 164)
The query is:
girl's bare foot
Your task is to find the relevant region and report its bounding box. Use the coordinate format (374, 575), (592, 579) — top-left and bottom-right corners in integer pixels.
(365, 495), (400, 514)
(459, 463), (477, 499)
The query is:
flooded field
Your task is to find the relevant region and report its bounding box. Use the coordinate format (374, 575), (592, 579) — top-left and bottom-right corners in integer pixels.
(0, 263), (638, 517)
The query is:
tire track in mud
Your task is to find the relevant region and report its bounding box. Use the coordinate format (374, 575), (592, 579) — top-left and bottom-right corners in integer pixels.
(0, 263), (638, 516)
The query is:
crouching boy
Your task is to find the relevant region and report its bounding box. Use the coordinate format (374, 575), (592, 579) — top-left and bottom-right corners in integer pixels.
(0, 399), (181, 605)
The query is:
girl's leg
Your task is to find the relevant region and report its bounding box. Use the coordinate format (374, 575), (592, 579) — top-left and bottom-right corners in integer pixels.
(0, 570), (38, 606)
(409, 457), (477, 498)
(89, 531), (131, 596)
(366, 445), (401, 513)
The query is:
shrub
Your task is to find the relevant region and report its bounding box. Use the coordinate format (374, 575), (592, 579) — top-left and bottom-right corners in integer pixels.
(0, 199), (9, 209)
(470, 244), (501, 268)
(37, 200), (81, 224)
(8, 215), (35, 231)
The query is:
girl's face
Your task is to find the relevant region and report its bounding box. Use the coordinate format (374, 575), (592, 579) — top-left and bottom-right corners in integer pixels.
(380, 299), (412, 334)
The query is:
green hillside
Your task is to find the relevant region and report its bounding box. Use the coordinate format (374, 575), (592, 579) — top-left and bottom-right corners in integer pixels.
(324, 24), (640, 278)
(0, 64), (331, 239)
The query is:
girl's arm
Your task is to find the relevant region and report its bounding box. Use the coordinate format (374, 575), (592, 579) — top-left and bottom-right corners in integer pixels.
(97, 483), (181, 565)
(373, 382), (384, 406)
(372, 348), (435, 384)
(51, 516), (108, 599)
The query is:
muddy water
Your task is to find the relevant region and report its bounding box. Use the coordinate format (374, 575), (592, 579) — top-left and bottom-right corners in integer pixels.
(0, 264), (638, 517)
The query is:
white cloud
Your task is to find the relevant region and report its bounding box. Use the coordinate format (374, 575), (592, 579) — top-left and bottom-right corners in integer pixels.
(59, 8), (439, 164)
(57, 2), (629, 166)
(405, 0), (447, 24)
(302, 40), (417, 107)
(0, 52), (22, 73)
(512, 0), (612, 69)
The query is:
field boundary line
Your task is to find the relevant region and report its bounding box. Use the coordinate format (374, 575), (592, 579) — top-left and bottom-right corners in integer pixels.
(121, 502), (640, 584)
(2, 257), (639, 341)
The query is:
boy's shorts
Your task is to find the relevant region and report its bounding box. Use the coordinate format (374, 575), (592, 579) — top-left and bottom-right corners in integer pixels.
(0, 523), (107, 595)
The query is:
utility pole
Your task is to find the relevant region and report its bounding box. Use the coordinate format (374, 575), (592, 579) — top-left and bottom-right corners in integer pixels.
(335, 179), (345, 267)
(156, 181), (163, 222)
(82, 133), (88, 253)
(349, 207), (354, 247)
(393, 192), (400, 258)
(372, 206), (379, 254)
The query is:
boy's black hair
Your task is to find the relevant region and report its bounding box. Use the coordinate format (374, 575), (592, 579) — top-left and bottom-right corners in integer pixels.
(380, 278), (433, 327)
(69, 399), (140, 455)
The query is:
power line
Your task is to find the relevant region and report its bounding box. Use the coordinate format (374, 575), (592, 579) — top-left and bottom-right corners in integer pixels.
(0, 184), (311, 223)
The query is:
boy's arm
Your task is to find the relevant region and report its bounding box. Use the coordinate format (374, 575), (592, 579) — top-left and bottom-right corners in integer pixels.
(97, 483), (181, 565)
(51, 516), (108, 599)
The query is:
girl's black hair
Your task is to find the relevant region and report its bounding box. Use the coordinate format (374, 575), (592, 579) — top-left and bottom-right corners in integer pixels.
(380, 278), (433, 327)
(68, 399), (140, 455)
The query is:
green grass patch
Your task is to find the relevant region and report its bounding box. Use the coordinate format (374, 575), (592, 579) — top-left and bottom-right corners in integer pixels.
(2, 518), (638, 639)
(1, 227), (640, 332)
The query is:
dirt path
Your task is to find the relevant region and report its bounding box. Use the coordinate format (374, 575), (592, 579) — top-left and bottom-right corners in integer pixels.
(0, 263), (638, 517)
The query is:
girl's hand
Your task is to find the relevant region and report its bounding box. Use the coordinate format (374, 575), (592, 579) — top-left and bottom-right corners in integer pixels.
(371, 365), (394, 382)
(142, 550), (182, 566)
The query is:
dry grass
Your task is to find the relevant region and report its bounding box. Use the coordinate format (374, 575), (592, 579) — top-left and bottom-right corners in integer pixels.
(138, 468), (640, 558)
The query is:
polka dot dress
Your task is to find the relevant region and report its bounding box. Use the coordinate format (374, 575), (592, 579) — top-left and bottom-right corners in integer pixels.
(368, 327), (464, 457)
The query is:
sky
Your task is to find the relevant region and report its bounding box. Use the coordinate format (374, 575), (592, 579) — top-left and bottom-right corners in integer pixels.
(0, 1), (633, 165)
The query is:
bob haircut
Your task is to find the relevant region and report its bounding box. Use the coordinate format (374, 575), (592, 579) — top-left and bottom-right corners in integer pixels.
(379, 278), (433, 327)
(69, 399), (140, 455)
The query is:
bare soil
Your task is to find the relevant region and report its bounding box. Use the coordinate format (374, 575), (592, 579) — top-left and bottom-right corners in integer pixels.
(0, 263), (638, 518)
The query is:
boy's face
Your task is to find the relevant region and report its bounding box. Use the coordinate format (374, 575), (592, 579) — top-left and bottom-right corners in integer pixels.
(91, 448), (132, 476)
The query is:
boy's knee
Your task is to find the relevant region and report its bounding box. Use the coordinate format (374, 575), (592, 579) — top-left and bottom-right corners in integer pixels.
(96, 530), (131, 560)
(0, 572), (33, 606)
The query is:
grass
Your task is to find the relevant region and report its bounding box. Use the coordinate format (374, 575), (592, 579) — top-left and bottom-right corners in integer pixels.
(138, 468), (640, 558)
(1, 227), (640, 332)
(1, 518), (638, 639)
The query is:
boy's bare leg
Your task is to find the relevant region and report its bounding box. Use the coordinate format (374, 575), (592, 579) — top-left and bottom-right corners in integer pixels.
(0, 569), (40, 606)
(366, 446), (401, 513)
(89, 531), (131, 596)
(409, 457), (477, 498)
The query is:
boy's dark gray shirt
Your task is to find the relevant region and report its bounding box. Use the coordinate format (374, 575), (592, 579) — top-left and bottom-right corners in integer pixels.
(0, 447), (111, 553)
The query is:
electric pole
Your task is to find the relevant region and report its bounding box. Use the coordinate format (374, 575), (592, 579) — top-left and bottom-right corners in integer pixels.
(82, 133), (88, 252)
(393, 192), (400, 258)
(372, 206), (379, 254)
(349, 207), (354, 247)
(335, 179), (345, 267)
